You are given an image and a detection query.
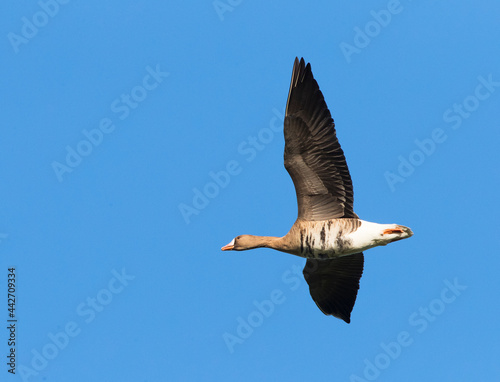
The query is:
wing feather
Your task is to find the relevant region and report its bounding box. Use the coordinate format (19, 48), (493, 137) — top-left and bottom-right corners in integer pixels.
(303, 253), (364, 323)
(284, 57), (356, 220)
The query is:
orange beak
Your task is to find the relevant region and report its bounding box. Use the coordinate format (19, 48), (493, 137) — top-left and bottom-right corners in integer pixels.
(221, 239), (235, 251)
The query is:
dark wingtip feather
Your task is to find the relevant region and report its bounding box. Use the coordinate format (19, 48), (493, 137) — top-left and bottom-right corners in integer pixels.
(284, 57), (357, 220)
(303, 253), (364, 323)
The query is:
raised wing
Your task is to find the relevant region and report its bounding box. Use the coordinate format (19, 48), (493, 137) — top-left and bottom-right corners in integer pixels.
(284, 57), (356, 221)
(303, 253), (364, 323)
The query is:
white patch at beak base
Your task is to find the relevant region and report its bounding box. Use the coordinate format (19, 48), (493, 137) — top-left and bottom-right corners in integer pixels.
(221, 238), (235, 251)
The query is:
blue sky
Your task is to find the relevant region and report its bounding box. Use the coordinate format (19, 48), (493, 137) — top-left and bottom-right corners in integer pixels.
(1, 1), (500, 381)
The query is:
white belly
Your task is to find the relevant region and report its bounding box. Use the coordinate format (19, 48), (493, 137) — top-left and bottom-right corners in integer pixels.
(295, 219), (392, 259)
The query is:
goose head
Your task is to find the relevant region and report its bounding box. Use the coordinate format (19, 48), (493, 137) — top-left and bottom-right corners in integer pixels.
(221, 235), (275, 251)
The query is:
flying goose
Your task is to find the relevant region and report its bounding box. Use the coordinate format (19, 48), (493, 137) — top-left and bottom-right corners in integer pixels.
(222, 58), (413, 323)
